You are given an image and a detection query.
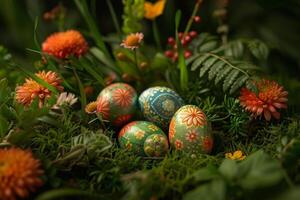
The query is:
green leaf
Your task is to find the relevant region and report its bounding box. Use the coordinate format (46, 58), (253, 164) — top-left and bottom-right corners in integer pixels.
(215, 67), (232, 85)
(230, 75), (248, 94)
(191, 165), (220, 182)
(191, 54), (210, 71)
(225, 40), (244, 58)
(199, 41), (219, 52)
(183, 179), (226, 200)
(223, 70), (239, 91)
(208, 60), (226, 80)
(35, 188), (106, 200)
(175, 10), (188, 91)
(200, 57), (218, 77)
(219, 159), (238, 180)
(238, 150), (284, 189)
(151, 53), (171, 70)
(248, 39), (269, 60)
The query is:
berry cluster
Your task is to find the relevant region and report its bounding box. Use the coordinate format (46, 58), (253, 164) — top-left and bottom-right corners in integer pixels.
(164, 31), (198, 62)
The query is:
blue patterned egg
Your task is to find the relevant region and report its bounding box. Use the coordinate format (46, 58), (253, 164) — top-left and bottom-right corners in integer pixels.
(138, 87), (184, 129)
(169, 105), (213, 154)
(118, 121), (169, 157)
(97, 83), (137, 127)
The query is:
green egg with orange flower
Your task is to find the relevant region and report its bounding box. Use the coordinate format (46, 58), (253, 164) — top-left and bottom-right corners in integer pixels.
(169, 105), (213, 154)
(97, 83), (137, 127)
(118, 121), (169, 157)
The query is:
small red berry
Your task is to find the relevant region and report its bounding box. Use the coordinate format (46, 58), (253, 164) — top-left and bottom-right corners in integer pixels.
(165, 50), (174, 58)
(167, 37), (175, 45)
(189, 31), (198, 38)
(172, 52), (178, 62)
(184, 50), (192, 58)
(184, 35), (192, 43)
(181, 39), (187, 46)
(178, 32), (183, 39)
(194, 16), (201, 23)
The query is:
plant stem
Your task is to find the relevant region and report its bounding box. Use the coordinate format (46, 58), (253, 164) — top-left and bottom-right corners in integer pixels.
(152, 20), (162, 50)
(134, 49), (139, 73)
(106, 0), (122, 40)
(74, 0), (112, 61)
(72, 67), (87, 121)
(183, 0), (203, 37)
(205, 52), (250, 77)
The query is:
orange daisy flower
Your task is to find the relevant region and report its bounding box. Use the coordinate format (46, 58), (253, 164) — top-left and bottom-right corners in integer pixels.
(186, 129), (198, 143)
(239, 79), (288, 121)
(144, 0), (166, 20)
(42, 30), (88, 59)
(120, 32), (144, 50)
(0, 148), (44, 200)
(96, 96), (110, 119)
(181, 106), (207, 127)
(16, 71), (63, 107)
(112, 88), (133, 107)
(85, 101), (98, 114)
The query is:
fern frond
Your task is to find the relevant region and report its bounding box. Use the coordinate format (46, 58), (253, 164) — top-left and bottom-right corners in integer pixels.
(188, 52), (258, 94)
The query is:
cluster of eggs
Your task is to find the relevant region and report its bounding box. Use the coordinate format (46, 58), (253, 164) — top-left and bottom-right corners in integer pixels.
(96, 83), (213, 157)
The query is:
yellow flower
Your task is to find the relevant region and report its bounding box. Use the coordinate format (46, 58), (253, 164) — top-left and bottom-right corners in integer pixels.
(225, 150), (246, 161)
(144, 0), (166, 20)
(85, 101), (98, 114)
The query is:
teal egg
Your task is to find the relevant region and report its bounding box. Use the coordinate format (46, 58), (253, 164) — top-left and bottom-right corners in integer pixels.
(169, 105), (213, 154)
(118, 121), (169, 157)
(97, 83), (137, 127)
(138, 87), (184, 129)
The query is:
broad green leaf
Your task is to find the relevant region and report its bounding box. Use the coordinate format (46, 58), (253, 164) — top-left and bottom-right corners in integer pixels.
(219, 159), (238, 180)
(183, 179), (226, 200)
(238, 150), (284, 189)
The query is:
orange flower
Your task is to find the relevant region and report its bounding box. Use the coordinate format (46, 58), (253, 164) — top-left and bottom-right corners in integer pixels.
(0, 148), (44, 200)
(85, 101), (98, 114)
(239, 79), (288, 121)
(42, 30), (88, 59)
(181, 107), (207, 127)
(144, 0), (166, 20)
(120, 33), (144, 50)
(16, 71), (63, 107)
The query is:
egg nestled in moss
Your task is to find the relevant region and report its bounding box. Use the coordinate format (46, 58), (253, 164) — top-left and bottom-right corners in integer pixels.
(138, 87), (184, 129)
(97, 83), (137, 126)
(169, 105), (213, 154)
(118, 121), (169, 157)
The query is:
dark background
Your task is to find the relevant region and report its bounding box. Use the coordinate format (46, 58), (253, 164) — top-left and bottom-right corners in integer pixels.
(0, 0), (299, 105)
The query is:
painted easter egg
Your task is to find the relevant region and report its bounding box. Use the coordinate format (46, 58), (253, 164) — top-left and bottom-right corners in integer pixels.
(169, 105), (213, 154)
(97, 83), (137, 126)
(118, 121), (169, 157)
(138, 87), (184, 129)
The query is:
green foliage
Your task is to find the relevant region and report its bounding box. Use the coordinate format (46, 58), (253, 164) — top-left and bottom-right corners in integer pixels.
(184, 150), (284, 200)
(122, 0), (144, 34)
(187, 33), (269, 94)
